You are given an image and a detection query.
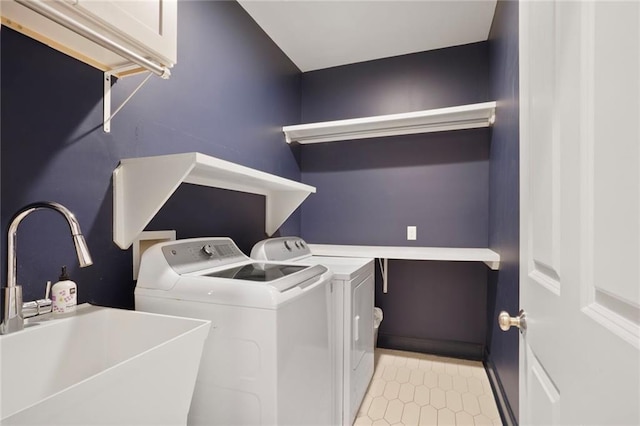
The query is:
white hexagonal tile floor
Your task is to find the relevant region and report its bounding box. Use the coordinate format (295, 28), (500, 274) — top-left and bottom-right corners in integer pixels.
(354, 349), (502, 426)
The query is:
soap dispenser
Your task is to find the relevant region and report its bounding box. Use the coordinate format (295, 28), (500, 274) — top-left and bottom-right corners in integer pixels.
(51, 266), (77, 314)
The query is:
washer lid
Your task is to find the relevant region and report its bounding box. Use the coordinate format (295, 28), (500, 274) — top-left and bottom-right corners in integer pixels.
(199, 263), (329, 292)
(204, 262), (307, 281)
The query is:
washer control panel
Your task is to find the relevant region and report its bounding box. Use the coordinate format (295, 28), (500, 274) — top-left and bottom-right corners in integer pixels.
(161, 237), (247, 275)
(251, 236), (311, 261)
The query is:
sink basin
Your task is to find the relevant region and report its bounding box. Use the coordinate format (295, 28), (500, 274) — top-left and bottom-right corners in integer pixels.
(0, 304), (210, 425)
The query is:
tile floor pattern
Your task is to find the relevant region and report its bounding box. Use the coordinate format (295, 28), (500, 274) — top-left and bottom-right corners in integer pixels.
(354, 348), (502, 426)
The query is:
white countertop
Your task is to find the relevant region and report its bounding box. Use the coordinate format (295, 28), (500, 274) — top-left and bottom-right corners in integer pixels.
(307, 244), (500, 270)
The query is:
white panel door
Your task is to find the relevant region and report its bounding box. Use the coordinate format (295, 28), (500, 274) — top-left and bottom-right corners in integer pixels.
(519, 1), (640, 424)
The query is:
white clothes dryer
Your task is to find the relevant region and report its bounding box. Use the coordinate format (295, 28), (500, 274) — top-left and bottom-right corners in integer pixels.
(135, 237), (334, 426)
(251, 237), (375, 426)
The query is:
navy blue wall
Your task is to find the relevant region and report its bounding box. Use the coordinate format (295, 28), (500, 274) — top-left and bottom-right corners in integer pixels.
(486, 0), (520, 421)
(299, 43), (492, 355)
(1, 1), (301, 309)
(2, 5), (520, 412)
(300, 42), (490, 122)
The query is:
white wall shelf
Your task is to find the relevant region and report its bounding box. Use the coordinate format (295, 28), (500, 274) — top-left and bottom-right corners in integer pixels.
(307, 244), (500, 293)
(113, 152), (315, 249)
(283, 101), (496, 144)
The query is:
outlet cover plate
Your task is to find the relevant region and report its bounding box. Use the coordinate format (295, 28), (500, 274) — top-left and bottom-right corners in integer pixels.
(407, 226), (417, 240)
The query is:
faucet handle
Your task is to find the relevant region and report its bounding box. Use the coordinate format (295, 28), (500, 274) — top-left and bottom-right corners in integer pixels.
(22, 281), (53, 319)
(37, 281), (52, 315)
(22, 300), (39, 318)
(23, 299), (53, 318)
(36, 298), (52, 315)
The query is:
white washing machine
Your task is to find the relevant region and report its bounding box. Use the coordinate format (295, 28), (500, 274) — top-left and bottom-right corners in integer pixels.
(135, 237), (334, 426)
(251, 237), (375, 426)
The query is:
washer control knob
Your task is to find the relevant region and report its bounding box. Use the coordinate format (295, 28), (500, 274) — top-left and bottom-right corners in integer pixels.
(202, 244), (215, 257)
(284, 240), (292, 251)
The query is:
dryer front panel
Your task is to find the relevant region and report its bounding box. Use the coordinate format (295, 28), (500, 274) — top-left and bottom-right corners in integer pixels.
(347, 272), (375, 425)
(351, 273), (374, 370)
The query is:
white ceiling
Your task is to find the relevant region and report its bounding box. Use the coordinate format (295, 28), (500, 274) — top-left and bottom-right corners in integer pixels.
(237, 1), (498, 72)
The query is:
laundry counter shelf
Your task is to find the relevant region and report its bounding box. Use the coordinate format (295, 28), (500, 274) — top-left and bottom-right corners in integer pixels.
(307, 244), (500, 293)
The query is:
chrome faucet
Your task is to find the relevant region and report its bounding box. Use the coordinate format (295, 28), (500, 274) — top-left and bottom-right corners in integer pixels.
(1, 202), (93, 334)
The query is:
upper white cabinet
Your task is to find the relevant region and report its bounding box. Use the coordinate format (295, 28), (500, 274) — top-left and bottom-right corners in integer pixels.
(1, 0), (177, 77)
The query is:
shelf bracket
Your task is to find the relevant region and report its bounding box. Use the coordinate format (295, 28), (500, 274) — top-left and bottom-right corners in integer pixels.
(103, 68), (153, 133)
(378, 258), (389, 294)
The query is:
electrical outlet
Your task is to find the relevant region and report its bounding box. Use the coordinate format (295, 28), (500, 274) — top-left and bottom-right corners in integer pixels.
(407, 226), (417, 240)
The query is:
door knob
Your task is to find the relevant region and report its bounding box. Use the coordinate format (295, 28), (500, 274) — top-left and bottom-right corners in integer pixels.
(498, 309), (526, 332)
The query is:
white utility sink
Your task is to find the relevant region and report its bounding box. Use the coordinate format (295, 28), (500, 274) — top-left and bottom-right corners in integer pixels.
(0, 304), (211, 425)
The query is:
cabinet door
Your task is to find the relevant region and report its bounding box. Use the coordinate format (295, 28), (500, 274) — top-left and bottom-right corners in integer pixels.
(73, 0), (177, 64)
(1, 0), (177, 72)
